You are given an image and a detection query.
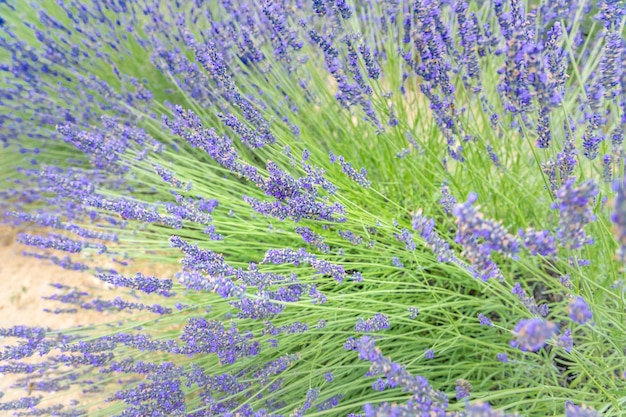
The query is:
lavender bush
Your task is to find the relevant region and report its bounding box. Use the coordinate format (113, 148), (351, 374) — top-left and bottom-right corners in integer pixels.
(0, 0), (625, 415)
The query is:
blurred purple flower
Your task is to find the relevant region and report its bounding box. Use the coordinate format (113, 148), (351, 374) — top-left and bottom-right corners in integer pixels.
(568, 297), (593, 325)
(511, 318), (558, 352)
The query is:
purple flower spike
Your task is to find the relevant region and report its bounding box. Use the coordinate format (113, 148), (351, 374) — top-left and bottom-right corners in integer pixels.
(424, 349), (435, 359)
(412, 211), (462, 265)
(329, 152), (371, 188)
(97, 272), (174, 297)
(512, 282), (548, 317)
(453, 193), (520, 280)
(478, 313), (493, 326)
(466, 401), (517, 416)
(391, 257), (405, 268)
(355, 314), (390, 333)
(612, 172), (626, 261)
(518, 228), (557, 257)
(557, 329), (573, 353)
(395, 228), (416, 251)
(17, 233), (84, 254)
(455, 379), (471, 400)
(568, 297), (593, 325)
(295, 226), (330, 253)
(552, 179), (598, 250)
(440, 183), (456, 215)
(565, 401), (601, 417)
(0, 396), (43, 411)
(355, 336), (448, 415)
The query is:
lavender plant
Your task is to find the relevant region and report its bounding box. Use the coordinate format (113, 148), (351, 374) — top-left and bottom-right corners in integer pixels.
(0, 0), (625, 416)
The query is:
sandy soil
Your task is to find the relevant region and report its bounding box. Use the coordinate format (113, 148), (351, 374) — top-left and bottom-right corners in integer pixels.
(0, 225), (179, 411)
(0, 227), (113, 406)
(0, 227), (112, 329)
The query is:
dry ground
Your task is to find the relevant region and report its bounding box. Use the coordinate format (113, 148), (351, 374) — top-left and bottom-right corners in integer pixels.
(0, 225), (182, 409)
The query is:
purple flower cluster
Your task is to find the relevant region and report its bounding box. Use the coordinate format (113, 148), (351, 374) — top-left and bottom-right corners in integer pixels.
(440, 183), (456, 215)
(567, 297), (593, 325)
(292, 388), (320, 417)
(21, 251), (90, 272)
(496, 353), (508, 363)
(0, 396), (43, 412)
(262, 247), (348, 282)
(353, 336), (448, 416)
(317, 393), (343, 412)
(511, 318), (558, 352)
(6, 211), (118, 243)
(478, 313), (493, 326)
(565, 401), (601, 417)
(355, 314), (390, 333)
(0, 324), (291, 415)
(171, 236), (319, 322)
(612, 174), (626, 261)
(453, 193), (520, 280)
(391, 257), (405, 268)
(512, 282), (549, 317)
(295, 226), (330, 253)
(552, 179), (598, 250)
(329, 151), (371, 188)
(412, 211), (462, 265)
(465, 401), (518, 417)
(455, 379), (471, 400)
(47, 287), (142, 316)
(557, 329), (574, 353)
(542, 137), (578, 195)
(518, 228), (557, 257)
(339, 229), (365, 246)
(87, 195), (184, 229)
(179, 317), (259, 365)
(395, 227), (417, 251)
(0, 326), (54, 361)
(96, 272), (174, 297)
(16, 233), (96, 254)
(56, 118), (145, 175)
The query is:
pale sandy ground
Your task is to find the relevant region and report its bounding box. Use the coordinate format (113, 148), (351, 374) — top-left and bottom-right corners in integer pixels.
(0, 227), (111, 329)
(0, 225), (180, 411)
(0, 226), (114, 408)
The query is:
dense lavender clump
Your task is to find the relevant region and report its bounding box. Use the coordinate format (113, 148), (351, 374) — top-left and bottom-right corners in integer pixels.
(0, 0), (624, 415)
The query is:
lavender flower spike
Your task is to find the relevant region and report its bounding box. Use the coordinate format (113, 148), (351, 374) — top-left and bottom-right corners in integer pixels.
(552, 179), (598, 250)
(511, 318), (558, 352)
(611, 172), (626, 261)
(567, 297), (593, 325)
